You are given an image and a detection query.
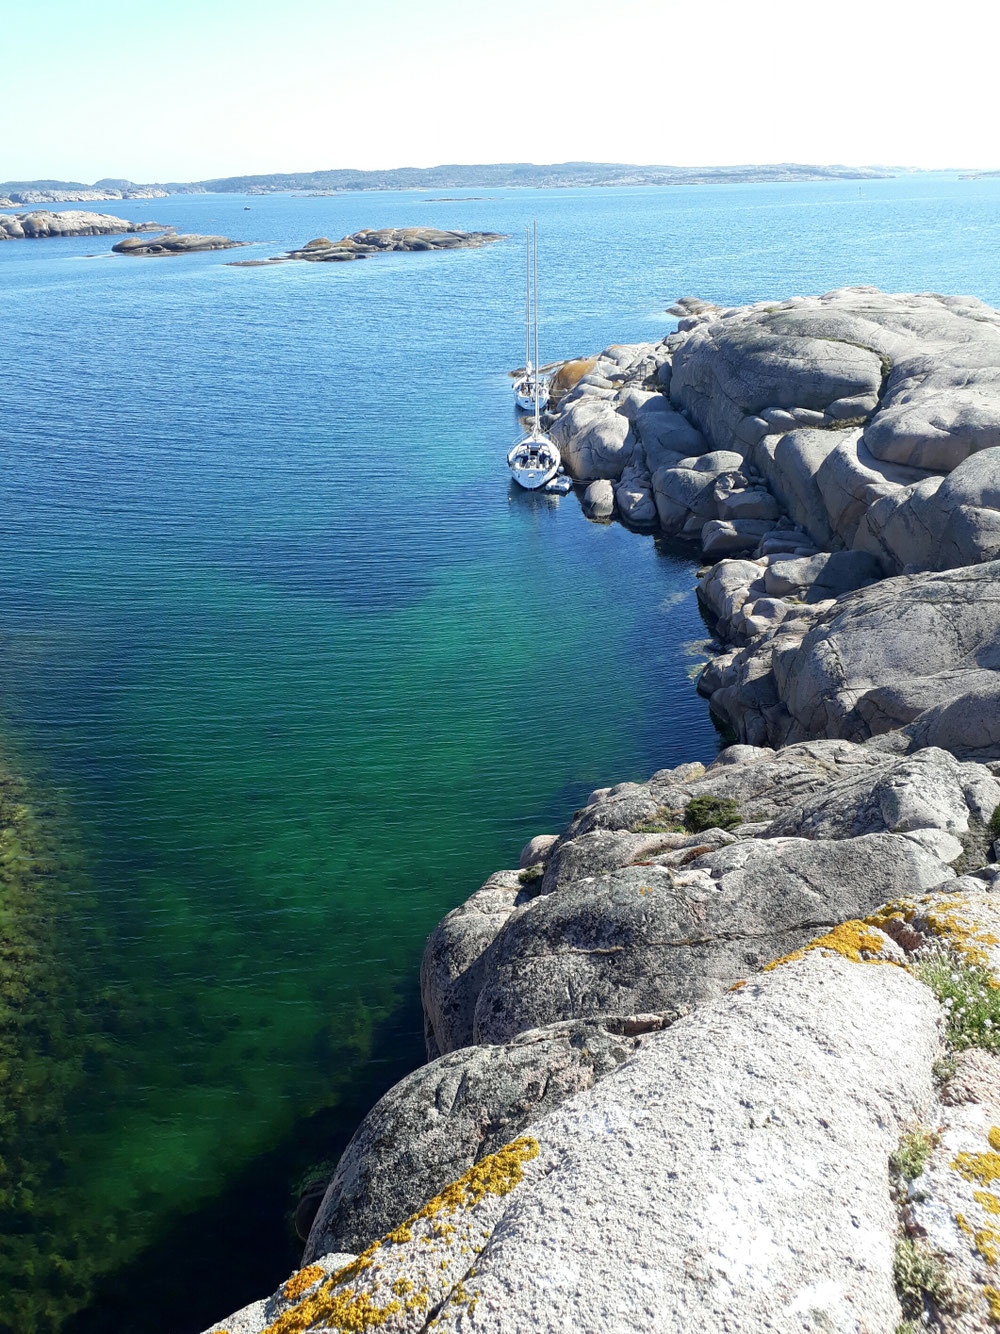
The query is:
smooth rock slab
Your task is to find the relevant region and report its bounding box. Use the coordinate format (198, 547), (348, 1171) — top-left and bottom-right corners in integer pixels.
(304, 1014), (668, 1259)
(209, 952), (940, 1334)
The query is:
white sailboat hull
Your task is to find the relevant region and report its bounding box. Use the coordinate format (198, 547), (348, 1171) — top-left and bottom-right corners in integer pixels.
(508, 435), (561, 490)
(513, 374), (549, 412)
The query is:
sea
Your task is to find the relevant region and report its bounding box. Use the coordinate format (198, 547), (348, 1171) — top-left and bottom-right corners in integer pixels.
(2, 172), (1000, 1334)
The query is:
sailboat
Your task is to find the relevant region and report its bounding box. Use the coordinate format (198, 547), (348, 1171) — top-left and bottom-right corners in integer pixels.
(507, 222), (561, 491)
(511, 227), (550, 411)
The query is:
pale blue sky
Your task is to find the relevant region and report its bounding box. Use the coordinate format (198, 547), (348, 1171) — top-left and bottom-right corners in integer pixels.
(3, 0), (997, 182)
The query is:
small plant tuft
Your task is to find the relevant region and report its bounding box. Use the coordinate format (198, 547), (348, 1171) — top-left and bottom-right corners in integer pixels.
(683, 795), (742, 833)
(893, 1237), (963, 1319)
(630, 806), (685, 835)
(914, 956), (1000, 1053)
(933, 1053), (958, 1084)
(890, 1126), (937, 1182)
(517, 865), (543, 886)
(988, 803), (1000, 844)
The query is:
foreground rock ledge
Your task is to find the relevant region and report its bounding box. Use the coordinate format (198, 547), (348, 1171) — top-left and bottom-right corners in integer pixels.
(210, 944), (943, 1333)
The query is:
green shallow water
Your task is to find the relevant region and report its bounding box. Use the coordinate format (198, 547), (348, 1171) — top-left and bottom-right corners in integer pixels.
(5, 173), (1000, 1331)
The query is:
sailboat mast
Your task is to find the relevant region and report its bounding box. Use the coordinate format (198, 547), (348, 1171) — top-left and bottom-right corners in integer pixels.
(524, 228), (531, 376)
(533, 219), (540, 434)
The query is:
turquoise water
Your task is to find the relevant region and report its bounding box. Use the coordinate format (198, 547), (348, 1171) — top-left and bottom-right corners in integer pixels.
(2, 172), (1000, 1332)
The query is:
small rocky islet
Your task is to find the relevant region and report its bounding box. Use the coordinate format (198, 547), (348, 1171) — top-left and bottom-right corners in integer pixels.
(111, 231), (245, 256)
(227, 226), (507, 266)
(207, 288), (1000, 1334)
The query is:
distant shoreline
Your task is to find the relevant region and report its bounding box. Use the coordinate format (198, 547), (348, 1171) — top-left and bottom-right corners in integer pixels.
(0, 161), (967, 208)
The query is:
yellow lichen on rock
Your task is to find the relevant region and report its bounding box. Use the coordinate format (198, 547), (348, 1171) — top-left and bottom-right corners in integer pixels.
(262, 1286), (401, 1334)
(763, 920), (892, 972)
(260, 1138), (539, 1333)
(977, 1225), (1000, 1266)
(984, 1284), (1000, 1323)
(976, 1191), (1000, 1215)
(283, 1266), (326, 1301)
(953, 1129), (1000, 1187)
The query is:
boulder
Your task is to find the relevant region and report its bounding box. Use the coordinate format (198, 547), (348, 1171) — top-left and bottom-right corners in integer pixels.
(651, 450), (743, 533)
(581, 479), (615, 520)
(303, 1014), (667, 1259)
(468, 832), (948, 1046)
(700, 518), (775, 557)
(856, 446), (1000, 572)
(547, 357), (598, 407)
(633, 395), (707, 471)
(421, 871), (524, 1058)
(549, 397), (635, 480)
(519, 834), (557, 869)
(762, 550), (882, 600)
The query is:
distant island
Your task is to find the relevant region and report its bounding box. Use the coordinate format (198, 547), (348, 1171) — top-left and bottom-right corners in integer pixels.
(0, 161), (921, 205)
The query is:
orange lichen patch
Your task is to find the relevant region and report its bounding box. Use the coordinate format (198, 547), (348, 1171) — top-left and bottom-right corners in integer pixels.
(639, 886), (654, 897)
(260, 1138), (539, 1334)
(977, 1191), (1000, 1216)
(283, 1265), (326, 1302)
(729, 980), (747, 992)
(874, 892), (1000, 967)
(763, 921), (892, 971)
(548, 357), (598, 401)
(985, 1284), (1000, 1323)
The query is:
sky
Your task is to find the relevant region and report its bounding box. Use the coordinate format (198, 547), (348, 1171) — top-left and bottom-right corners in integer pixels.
(3, 0), (998, 182)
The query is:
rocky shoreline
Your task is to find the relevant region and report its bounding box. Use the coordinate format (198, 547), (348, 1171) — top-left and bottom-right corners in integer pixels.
(208, 288), (1000, 1333)
(0, 210), (166, 240)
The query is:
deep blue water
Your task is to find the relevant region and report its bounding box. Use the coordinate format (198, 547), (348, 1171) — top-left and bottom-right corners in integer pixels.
(2, 171), (1000, 1333)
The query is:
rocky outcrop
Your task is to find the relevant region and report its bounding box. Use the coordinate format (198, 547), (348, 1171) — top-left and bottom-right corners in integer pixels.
(421, 741), (999, 1056)
(703, 561), (1000, 755)
(546, 289), (1000, 577)
(212, 874), (1000, 1334)
(279, 228), (505, 262)
(111, 231), (244, 255)
(540, 290), (1000, 758)
(303, 1013), (672, 1261)
(0, 210), (165, 240)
